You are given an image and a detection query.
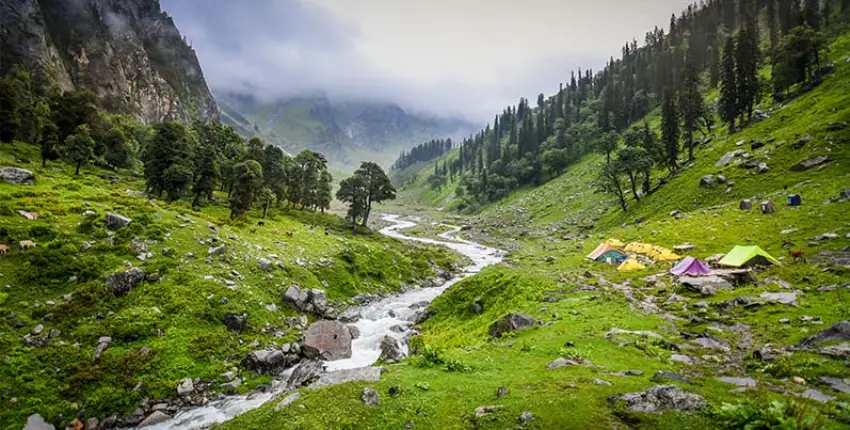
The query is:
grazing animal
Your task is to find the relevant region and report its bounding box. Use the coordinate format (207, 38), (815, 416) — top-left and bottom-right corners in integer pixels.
(257, 221), (265, 227)
(0, 244), (9, 254)
(250, 228), (257, 233)
(286, 231), (294, 238)
(272, 228), (279, 233)
(19, 240), (36, 250)
(790, 249), (806, 263)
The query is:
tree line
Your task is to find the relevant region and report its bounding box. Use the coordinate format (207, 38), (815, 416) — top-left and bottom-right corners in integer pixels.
(0, 67), (341, 220)
(391, 138), (453, 171)
(427, 0), (845, 210)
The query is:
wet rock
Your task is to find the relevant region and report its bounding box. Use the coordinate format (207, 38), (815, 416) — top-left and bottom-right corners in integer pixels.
(799, 321), (850, 346)
(651, 371), (693, 384)
(274, 392), (302, 411)
(220, 379), (242, 392)
(348, 325), (361, 339)
(680, 276), (732, 296)
(361, 387), (380, 406)
(409, 309), (436, 324)
(489, 313), (536, 338)
(302, 320), (353, 361)
(105, 213), (132, 230)
(379, 335), (407, 363)
(338, 307), (361, 323)
(138, 411), (170, 428)
(308, 366), (383, 390)
(610, 385), (706, 413)
(288, 360), (325, 387)
(107, 268), (146, 297)
(243, 348), (298, 375)
(800, 388), (835, 403)
(223, 313), (247, 333)
(177, 378), (194, 395)
(0, 167), (35, 185)
(791, 156), (832, 171)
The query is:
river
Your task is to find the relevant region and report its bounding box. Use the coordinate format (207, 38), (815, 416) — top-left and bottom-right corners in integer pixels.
(146, 214), (503, 429)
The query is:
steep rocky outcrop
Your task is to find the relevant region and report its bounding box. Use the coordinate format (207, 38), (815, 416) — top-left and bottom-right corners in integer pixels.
(0, 0), (218, 124)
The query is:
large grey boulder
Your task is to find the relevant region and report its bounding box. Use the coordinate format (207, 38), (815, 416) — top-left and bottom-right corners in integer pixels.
(791, 156), (832, 171)
(610, 385), (706, 413)
(23, 413), (54, 430)
(105, 213), (132, 230)
(138, 411), (171, 428)
(489, 313), (536, 338)
(680, 276), (733, 296)
(257, 258), (273, 271)
(284, 285), (309, 309)
(287, 360), (325, 387)
(379, 335), (407, 363)
(243, 348), (299, 375)
(302, 320), (353, 360)
(308, 366), (383, 390)
(699, 174), (717, 189)
(107, 268), (146, 297)
(799, 321), (850, 347)
(0, 167), (35, 185)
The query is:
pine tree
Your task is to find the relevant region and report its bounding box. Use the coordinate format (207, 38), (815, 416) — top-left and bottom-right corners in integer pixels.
(40, 121), (60, 167)
(719, 36), (738, 132)
(660, 89), (680, 172)
(680, 51), (704, 161)
(802, 0), (821, 29)
(192, 141), (221, 208)
(62, 124), (95, 175)
(229, 160), (263, 219)
(735, 23), (760, 123)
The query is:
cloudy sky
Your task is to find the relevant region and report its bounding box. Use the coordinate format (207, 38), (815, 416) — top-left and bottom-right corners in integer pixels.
(161, 0), (691, 122)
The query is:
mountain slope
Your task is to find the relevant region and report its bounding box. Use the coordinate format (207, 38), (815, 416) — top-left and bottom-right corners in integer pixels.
(0, 0), (218, 124)
(217, 92), (477, 170)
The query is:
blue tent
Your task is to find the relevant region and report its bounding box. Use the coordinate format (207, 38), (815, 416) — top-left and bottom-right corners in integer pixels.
(788, 194), (801, 206)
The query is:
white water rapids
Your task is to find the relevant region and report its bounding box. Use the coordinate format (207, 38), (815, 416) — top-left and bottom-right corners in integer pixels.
(146, 214), (503, 429)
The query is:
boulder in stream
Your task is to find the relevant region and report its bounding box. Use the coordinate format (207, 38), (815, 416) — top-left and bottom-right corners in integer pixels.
(301, 320), (353, 360)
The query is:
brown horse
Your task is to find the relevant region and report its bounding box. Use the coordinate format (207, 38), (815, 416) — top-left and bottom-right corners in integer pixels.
(0, 244), (9, 254)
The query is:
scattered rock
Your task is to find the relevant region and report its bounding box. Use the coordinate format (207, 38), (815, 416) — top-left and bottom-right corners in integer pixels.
(208, 244), (227, 256)
(348, 325), (361, 339)
(760, 291), (798, 305)
(699, 174), (717, 189)
(799, 321), (850, 347)
(0, 167), (35, 185)
(754, 348), (784, 362)
(23, 413), (53, 430)
(671, 354), (694, 365)
(361, 387), (380, 407)
(716, 150), (745, 167)
(243, 348), (298, 375)
(274, 392), (302, 411)
(651, 370), (693, 384)
(106, 267), (146, 297)
(488, 313), (536, 338)
(716, 377), (757, 388)
(791, 156), (833, 172)
(288, 360), (325, 387)
(223, 313), (247, 333)
(757, 162), (770, 173)
(800, 388), (835, 403)
(610, 385), (706, 413)
(816, 232), (838, 241)
(379, 335), (407, 363)
(105, 213), (132, 230)
(92, 336), (111, 363)
(673, 243), (696, 252)
(257, 258), (272, 271)
(339, 307), (361, 323)
(820, 376), (850, 394)
(691, 337), (730, 351)
(680, 276), (732, 296)
(518, 411), (534, 424)
(177, 378), (194, 396)
(739, 199), (752, 210)
(792, 135), (813, 149)
(548, 357), (592, 369)
(138, 411), (170, 428)
(302, 320), (353, 361)
(496, 386), (508, 398)
(474, 405), (504, 418)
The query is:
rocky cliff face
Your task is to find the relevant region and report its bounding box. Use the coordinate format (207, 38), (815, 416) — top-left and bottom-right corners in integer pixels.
(0, 0), (218, 124)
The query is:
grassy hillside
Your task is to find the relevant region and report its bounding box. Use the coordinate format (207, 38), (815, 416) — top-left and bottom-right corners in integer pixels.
(221, 32), (850, 430)
(0, 142), (461, 428)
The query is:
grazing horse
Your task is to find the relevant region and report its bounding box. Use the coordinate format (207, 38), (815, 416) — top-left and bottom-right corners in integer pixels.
(286, 232), (294, 238)
(0, 244), (9, 254)
(790, 249), (806, 263)
(19, 240), (36, 250)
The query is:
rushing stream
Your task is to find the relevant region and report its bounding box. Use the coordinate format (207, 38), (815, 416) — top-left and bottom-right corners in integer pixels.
(146, 214), (503, 429)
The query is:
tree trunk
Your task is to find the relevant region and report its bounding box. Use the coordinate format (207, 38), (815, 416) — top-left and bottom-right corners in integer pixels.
(42, 157), (46, 167)
(75, 164), (81, 175)
(628, 172), (640, 201)
(192, 193), (201, 209)
(263, 201), (270, 218)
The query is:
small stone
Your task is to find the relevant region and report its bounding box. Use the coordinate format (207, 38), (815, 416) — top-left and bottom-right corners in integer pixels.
(792, 376), (807, 385)
(177, 378), (194, 395)
(518, 411), (534, 424)
(474, 405), (504, 418)
(593, 379), (612, 386)
(496, 386), (508, 398)
(361, 387), (380, 407)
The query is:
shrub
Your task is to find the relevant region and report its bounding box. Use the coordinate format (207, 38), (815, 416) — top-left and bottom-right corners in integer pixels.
(714, 400), (825, 430)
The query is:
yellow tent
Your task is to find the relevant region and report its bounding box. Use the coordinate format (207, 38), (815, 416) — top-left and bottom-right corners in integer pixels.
(624, 242), (680, 262)
(606, 238), (625, 248)
(618, 258), (647, 272)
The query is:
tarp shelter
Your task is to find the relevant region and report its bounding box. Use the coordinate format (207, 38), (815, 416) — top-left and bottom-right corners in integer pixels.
(618, 258), (646, 272)
(718, 246), (781, 267)
(624, 242), (681, 262)
(788, 194), (801, 206)
(587, 243), (627, 264)
(671, 257), (712, 276)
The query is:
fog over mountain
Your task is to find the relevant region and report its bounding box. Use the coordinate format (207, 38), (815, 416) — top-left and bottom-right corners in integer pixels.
(161, 0), (692, 122)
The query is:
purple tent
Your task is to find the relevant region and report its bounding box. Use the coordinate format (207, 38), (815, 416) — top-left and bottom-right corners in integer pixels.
(671, 256), (712, 276)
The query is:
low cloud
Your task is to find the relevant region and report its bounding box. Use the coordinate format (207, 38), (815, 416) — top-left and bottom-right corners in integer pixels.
(162, 0), (690, 122)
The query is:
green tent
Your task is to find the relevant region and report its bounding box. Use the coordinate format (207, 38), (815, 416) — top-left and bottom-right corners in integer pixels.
(719, 245), (781, 267)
